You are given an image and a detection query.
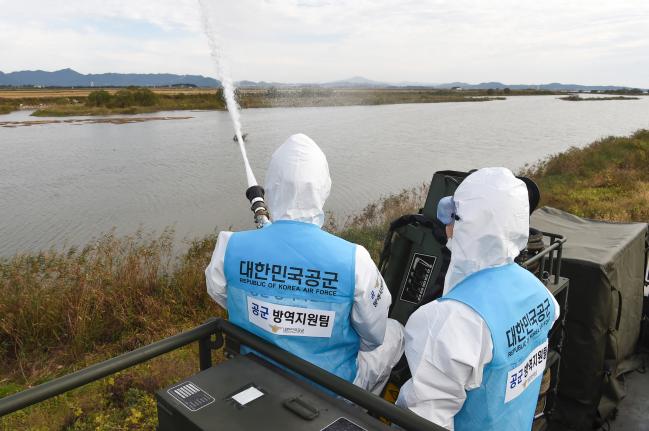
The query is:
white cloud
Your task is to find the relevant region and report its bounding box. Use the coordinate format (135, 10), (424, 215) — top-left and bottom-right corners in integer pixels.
(0, 0), (647, 86)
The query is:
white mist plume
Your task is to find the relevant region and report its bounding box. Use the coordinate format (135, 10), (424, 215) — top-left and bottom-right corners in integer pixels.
(198, 0), (258, 187)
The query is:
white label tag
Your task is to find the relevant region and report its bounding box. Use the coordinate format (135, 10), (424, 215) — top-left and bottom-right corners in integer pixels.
(505, 340), (548, 403)
(247, 296), (335, 338)
(232, 386), (264, 406)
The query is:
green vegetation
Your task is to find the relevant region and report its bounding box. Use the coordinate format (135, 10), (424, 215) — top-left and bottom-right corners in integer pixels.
(0, 103), (18, 115)
(558, 95), (641, 102)
(32, 88), (226, 117)
(2, 130), (648, 428)
(521, 129), (649, 221)
(1, 95), (87, 117)
(600, 88), (645, 95)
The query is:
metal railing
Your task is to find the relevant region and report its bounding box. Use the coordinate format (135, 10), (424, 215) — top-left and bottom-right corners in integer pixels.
(520, 232), (566, 285)
(0, 319), (221, 417)
(0, 318), (445, 431)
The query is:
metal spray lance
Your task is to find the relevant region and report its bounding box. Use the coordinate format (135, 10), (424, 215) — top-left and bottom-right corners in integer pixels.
(234, 132), (271, 228)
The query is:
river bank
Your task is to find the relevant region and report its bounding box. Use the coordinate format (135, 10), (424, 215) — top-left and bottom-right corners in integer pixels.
(0, 116), (193, 128)
(1, 129), (648, 429)
(0, 87), (545, 117)
(558, 95), (641, 102)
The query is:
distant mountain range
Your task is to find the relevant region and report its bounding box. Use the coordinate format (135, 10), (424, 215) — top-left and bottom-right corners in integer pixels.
(311, 77), (637, 91)
(0, 69), (642, 91)
(413, 81), (636, 92)
(0, 68), (220, 87)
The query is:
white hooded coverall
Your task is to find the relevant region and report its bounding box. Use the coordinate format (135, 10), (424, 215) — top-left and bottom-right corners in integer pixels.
(396, 167), (560, 430)
(205, 133), (404, 394)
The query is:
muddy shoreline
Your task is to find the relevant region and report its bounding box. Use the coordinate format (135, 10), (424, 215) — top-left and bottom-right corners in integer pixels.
(0, 116), (193, 128)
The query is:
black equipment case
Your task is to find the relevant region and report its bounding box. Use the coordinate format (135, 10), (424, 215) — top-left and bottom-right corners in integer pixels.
(157, 354), (390, 431)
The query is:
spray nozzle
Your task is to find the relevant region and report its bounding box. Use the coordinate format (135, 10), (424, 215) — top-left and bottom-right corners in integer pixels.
(246, 185), (271, 228)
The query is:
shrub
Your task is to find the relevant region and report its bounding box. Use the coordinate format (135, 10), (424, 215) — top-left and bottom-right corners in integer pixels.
(109, 89), (136, 108)
(85, 88), (159, 109)
(86, 90), (111, 107)
(131, 88), (158, 106)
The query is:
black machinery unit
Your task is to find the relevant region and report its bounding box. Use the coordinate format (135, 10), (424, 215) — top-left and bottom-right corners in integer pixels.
(157, 354), (390, 431)
(379, 170), (465, 324)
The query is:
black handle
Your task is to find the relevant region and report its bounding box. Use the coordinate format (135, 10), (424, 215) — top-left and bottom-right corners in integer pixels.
(282, 396), (319, 420)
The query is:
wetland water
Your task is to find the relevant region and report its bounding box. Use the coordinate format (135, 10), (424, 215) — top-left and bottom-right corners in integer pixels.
(1, 95), (648, 256)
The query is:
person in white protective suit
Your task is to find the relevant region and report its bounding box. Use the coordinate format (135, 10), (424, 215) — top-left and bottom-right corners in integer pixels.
(205, 133), (404, 394)
(396, 167), (560, 431)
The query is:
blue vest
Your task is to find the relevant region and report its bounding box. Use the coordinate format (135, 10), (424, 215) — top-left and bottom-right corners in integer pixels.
(224, 220), (360, 382)
(440, 264), (555, 431)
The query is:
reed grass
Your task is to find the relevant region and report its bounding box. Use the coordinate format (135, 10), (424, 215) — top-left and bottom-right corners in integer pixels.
(0, 229), (220, 377)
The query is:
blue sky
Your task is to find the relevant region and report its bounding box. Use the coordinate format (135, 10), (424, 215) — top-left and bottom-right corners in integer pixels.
(0, 0), (648, 87)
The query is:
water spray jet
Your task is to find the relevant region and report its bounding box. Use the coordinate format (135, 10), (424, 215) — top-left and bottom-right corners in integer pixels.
(198, 0), (270, 228)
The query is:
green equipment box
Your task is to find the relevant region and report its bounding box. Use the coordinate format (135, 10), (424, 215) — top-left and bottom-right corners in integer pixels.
(156, 354), (390, 431)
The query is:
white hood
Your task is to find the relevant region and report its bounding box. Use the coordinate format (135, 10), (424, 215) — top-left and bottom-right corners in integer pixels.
(265, 133), (331, 227)
(443, 167), (529, 294)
